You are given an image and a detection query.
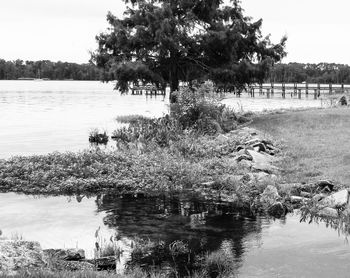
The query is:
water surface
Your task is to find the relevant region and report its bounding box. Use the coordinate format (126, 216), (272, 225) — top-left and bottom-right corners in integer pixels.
(0, 192), (349, 277)
(0, 80), (169, 158)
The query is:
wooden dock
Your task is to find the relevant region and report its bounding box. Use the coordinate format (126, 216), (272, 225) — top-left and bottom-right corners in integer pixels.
(131, 85), (166, 96)
(130, 82), (350, 99)
(246, 83), (350, 99)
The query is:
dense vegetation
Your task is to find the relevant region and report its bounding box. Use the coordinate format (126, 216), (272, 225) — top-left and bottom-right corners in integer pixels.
(269, 62), (350, 84)
(0, 59), (100, 80)
(92, 0), (286, 100)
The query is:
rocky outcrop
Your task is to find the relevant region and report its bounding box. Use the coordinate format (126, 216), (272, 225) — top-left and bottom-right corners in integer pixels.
(320, 189), (349, 209)
(0, 240), (46, 274)
(231, 128), (281, 175)
(288, 180), (350, 222)
(260, 185), (287, 218)
(44, 248), (85, 261)
(0, 240), (97, 274)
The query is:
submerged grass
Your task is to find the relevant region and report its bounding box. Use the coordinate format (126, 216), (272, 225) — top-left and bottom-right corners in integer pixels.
(0, 135), (247, 196)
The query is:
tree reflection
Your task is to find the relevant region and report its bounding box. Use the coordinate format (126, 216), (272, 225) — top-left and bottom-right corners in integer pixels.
(94, 193), (265, 275)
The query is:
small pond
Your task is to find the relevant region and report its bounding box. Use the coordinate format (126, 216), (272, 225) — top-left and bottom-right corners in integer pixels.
(1, 192), (350, 277)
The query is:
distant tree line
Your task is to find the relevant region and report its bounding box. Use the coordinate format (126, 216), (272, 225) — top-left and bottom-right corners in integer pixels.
(268, 63), (350, 84)
(0, 59), (101, 80)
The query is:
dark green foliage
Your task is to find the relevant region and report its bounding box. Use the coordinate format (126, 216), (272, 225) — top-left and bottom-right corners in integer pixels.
(0, 59), (100, 80)
(171, 84), (238, 134)
(92, 0), (286, 97)
(112, 115), (182, 147)
(89, 130), (109, 145)
(269, 62), (350, 84)
(112, 85), (239, 147)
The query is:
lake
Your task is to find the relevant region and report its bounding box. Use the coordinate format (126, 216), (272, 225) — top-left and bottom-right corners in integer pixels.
(0, 80), (169, 158)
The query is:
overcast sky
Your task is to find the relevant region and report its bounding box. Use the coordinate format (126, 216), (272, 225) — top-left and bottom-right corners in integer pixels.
(0, 0), (349, 64)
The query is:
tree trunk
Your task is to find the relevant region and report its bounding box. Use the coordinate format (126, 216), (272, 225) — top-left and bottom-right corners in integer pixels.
(169, 51), (180, 103)
(169, 67), (179, 103)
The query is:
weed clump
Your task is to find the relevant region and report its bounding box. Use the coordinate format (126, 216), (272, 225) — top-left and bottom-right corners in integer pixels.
(203, 250), (235, 278)
(89, 129), (109, 145)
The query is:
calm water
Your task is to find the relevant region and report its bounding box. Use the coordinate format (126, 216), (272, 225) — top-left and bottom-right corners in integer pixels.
(0, 192), (350, 277)
(0, 80), (169, 158)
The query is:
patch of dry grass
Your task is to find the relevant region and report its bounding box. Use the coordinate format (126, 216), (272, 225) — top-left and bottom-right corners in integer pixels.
(250, 107), (350, 185)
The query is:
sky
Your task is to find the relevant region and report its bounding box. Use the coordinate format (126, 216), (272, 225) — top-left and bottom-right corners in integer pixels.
(0, 0), (349, 64)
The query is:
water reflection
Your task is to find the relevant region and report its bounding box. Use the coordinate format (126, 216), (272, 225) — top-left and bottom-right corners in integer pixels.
(2, 192), (350, 277)
(96, 193), (264, 273)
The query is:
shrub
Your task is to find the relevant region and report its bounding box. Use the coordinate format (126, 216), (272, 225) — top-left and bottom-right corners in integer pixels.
(89, 129), (109, 145)
(112, 115), (182, 147)
(112, 84), (240, 148)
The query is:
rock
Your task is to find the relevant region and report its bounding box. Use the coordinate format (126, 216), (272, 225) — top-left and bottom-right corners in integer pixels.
(312, 193), (327, 202)
(337, 95), (348, 106)
(261, 139), (273, 146)
(252, 142), (267, 152)
(290, 196), (308, 204)
(265, 144), (280, 155)
(235, 154), (252, 162)
(236, 145), (245, 152)
(300, 191), (312, 198)
(297, 183), (318, 193)
(317, 207), (339, 218)
(244, 138), (262, 146)
(260, 185), (280, 206)
(43, 248), (85, 261)
(320, 189), (349, 209)
(267, 202), (286, 218)
(316, 180), (336, 192)
(247, 150), (276, 164)
(0, 240), (46, 274)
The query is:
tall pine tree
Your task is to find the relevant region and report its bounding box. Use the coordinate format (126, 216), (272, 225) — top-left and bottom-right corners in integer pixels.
(92, 0), (286, 101)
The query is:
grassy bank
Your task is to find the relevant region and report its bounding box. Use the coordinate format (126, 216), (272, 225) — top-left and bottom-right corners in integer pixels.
(0, 135), (246, 195)
(250, 107), (350, 185)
